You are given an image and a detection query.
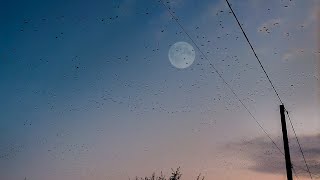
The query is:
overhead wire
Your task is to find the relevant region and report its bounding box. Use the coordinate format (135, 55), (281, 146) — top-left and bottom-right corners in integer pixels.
(158, 0), (283, 156)
(224, 0), (313, 179)
(286, 109), (313, 180)
(157, 0), (316, 178)
(224, 0), (283, 105)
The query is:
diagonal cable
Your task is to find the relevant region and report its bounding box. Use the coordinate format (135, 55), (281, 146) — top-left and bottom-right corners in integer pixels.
(158, 0), (283, 155)
(224, 0), (313, 179)
(286, 109), (313, 179)
(157, 0), (316, 178)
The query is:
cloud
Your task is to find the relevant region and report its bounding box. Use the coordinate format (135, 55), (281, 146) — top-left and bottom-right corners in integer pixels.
(302, 1), (320, 29)
(223, 134), (320, 178)
(281, 48), (306, 61)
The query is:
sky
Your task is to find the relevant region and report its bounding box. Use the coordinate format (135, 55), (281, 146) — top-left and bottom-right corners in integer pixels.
(0, 0), (319, 180)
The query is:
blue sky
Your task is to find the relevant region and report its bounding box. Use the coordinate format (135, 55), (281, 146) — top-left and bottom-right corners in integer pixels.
(0, 0), (319, 179)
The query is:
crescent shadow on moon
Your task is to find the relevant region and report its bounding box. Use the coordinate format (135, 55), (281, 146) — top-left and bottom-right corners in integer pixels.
(168, 41), (195, 69)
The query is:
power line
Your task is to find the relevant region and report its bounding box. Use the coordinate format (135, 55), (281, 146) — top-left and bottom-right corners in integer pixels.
(292, 164), (319, 179)
(224, 0), (313, 179)
(157, 0), (316, 178)
(224, 0), (283, 105)
(155, 1), (294, 175)
(286, 109), (313, 179)
(158, 0), (283, 156)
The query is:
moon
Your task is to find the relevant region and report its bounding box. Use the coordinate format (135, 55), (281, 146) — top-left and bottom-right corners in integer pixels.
(168, 41), (195, 69)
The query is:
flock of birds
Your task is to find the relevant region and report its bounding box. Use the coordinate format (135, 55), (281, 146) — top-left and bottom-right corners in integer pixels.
(1, 0), (319, 179)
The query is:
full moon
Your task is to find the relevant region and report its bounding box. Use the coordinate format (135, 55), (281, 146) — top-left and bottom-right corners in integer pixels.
(168, 41), (195, 69)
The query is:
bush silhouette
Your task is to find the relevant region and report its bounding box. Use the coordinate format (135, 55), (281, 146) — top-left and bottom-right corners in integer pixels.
(132, 167), (204, 180)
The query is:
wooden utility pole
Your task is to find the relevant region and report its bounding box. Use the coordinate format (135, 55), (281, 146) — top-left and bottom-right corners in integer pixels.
(280, 105), (293, 180)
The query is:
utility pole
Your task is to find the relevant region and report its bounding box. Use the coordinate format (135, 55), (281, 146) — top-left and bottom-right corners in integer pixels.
(280, 105), (293, 180)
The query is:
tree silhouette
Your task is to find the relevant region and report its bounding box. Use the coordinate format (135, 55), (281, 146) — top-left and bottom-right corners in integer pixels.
(132, 167), (204, 180)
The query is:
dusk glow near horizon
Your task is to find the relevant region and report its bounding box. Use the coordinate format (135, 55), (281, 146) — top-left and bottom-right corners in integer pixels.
(0, 0), (319, 180)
